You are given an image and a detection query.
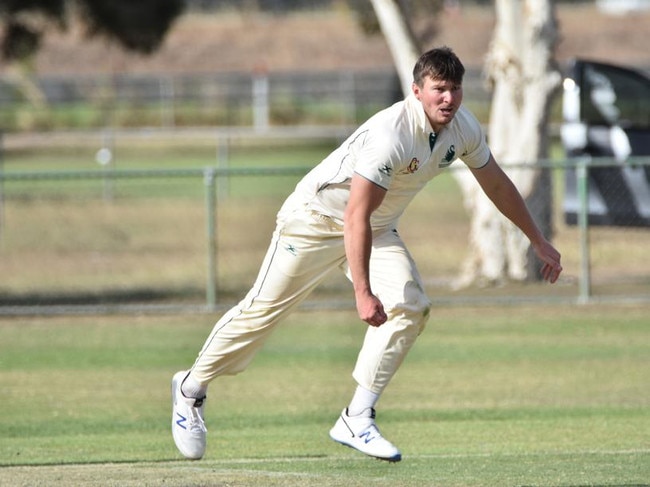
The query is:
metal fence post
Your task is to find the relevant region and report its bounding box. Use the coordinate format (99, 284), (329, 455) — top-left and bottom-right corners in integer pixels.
(252, 66), (269, 132)
(204, 167), (218, 309)
(576, 158), (591, 304)
(216, 134), (229, 200)
(160, 76), (175, 129)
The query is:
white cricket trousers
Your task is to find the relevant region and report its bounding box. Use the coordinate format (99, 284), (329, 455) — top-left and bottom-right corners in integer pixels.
(190, 202), (431, 395)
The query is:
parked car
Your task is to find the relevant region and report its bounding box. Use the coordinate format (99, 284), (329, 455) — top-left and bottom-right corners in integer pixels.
(561, 58), (650, 227)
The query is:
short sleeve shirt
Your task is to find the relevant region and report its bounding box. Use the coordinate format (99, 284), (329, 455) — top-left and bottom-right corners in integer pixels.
(290, 94), (490, 230)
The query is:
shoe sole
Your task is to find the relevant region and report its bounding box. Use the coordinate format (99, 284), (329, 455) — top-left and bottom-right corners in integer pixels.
(329, 432), (402, 462)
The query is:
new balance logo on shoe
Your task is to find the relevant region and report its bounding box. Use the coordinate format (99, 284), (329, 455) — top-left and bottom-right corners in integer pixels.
(175, 412), (188, 430)
(358, 429), (378, 444)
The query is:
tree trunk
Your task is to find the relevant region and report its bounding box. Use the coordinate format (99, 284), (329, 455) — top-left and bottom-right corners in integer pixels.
(453, 0), (561, 288)
(368, 0), (421, 96)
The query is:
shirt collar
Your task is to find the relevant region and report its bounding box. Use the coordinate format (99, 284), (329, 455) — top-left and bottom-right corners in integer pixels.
(406, 93), (434, 135)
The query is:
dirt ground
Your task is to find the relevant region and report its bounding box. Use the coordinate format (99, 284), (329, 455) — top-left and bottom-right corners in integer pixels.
(20, 3), (650, 76)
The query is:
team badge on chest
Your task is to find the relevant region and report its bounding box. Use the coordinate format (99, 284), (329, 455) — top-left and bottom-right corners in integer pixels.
(438, 145), (456, 168)
(400, 157), (420, 175)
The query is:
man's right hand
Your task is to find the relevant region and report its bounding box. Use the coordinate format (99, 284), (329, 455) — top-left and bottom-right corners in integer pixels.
(356, 292), (387, 327)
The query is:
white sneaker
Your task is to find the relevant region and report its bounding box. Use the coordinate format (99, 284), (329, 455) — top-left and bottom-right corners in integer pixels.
(329, 408), (402, 462)
(171, 370), (207, 459)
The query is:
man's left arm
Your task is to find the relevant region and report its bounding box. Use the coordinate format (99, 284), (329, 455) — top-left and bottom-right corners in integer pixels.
(469, 154), (563, 283)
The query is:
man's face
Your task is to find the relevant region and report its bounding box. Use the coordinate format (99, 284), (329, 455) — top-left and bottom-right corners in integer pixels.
(412, 76), (463, 132)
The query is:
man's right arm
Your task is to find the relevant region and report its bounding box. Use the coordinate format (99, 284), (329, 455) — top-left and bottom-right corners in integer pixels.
(344, 174), (388, 327)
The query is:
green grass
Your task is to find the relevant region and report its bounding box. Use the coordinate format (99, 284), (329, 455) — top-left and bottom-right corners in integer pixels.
(0, 305), (648, 486)
(2, 138), (335, 199)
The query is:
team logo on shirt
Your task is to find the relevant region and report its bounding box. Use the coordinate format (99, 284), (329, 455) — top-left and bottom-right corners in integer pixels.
(438, 145), (456, 168)
(402, 157), (420, 175)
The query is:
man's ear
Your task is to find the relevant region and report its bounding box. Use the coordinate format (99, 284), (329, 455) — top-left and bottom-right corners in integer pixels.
(411, 82), (421, 99)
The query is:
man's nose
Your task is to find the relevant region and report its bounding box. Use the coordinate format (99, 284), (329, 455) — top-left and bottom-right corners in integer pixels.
(445, 90), (460, 103)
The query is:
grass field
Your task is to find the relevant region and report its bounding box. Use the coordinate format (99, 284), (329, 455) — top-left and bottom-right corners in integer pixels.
(1, 135), (649, 485)
(1, 305), (648, 486)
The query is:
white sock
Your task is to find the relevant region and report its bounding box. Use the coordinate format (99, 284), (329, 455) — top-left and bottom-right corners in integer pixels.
(347, 385), (380, 416)
(181, 372), (208, 399)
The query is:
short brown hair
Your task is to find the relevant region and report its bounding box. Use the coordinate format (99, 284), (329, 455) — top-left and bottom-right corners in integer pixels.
(413, 46), (465, 87)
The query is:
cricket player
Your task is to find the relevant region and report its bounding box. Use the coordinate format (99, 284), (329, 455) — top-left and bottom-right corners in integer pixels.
(171, 46), (563, 462)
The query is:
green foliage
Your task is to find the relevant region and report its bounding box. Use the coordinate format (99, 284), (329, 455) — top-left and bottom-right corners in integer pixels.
(78, 0), (185, 54)
(0, 0), (184, 62)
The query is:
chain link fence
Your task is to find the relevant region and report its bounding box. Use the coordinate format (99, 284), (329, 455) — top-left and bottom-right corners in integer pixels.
(1, 130), (648, 315)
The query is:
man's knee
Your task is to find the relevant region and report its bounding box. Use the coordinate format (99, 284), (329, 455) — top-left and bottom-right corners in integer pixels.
(404, 302), (430, 336)
(388, 280), (431, 334)
(381, 308), (429, 344)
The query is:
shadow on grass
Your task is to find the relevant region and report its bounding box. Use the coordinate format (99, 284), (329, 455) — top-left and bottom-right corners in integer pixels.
(0, 287), (202, 307)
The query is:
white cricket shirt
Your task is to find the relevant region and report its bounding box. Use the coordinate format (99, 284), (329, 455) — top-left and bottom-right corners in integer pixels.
(289, 93), (490, 230)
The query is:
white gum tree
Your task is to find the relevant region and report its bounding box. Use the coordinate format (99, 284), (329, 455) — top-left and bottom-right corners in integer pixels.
(367, 0), (421, 95)
(369, 0), (561, 287)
